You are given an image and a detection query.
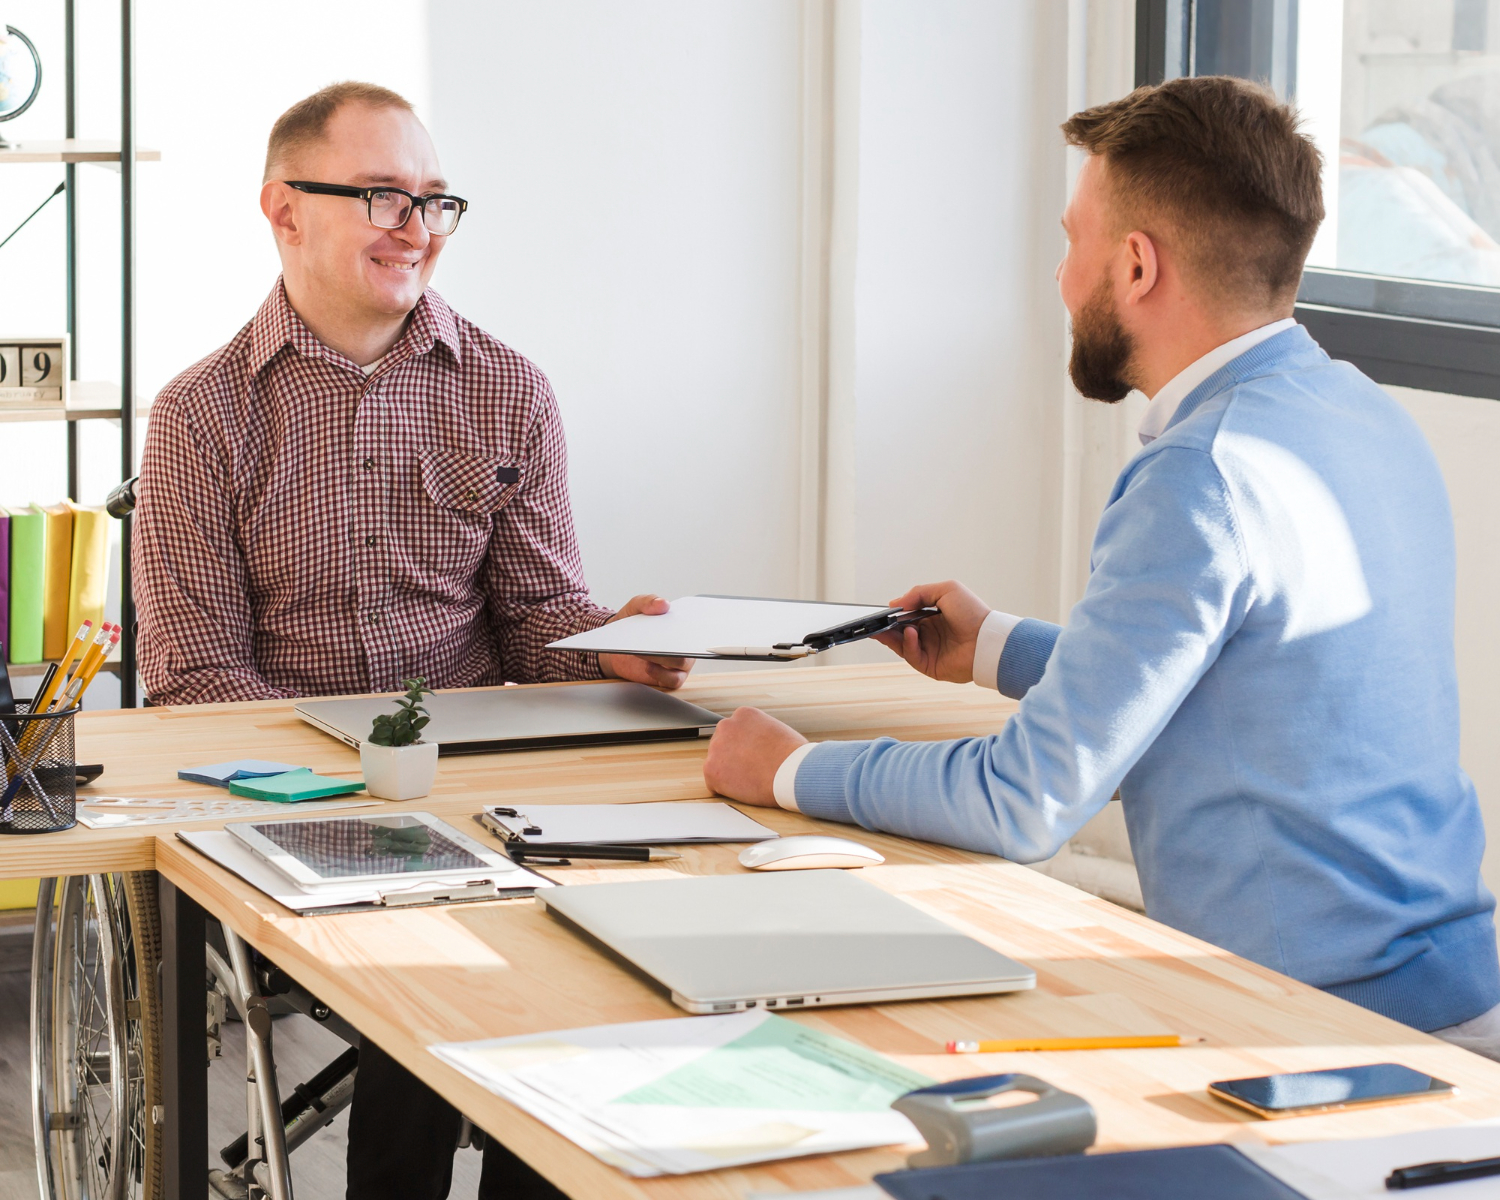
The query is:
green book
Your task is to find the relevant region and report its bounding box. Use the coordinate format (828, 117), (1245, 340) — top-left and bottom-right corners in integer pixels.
(5, 505), (45, 664)
(227, 767), (366, 803)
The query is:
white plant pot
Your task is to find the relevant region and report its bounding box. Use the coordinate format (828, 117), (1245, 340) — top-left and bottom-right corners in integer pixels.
(359, 740), (439, 801)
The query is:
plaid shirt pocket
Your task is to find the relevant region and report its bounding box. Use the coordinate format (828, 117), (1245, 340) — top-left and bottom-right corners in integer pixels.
(417, 447), (525, 512)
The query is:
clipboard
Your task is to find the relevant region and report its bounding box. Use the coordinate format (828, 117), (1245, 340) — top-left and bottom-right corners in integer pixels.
(546, 595), (938, 661)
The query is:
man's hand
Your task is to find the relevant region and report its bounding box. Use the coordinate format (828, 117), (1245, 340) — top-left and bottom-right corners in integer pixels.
(597, 594), (694, 690)
(703, 707), (808, 808)
(872, 580), (991, 684)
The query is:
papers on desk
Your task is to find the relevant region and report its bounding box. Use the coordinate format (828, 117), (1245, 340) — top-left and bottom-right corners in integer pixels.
(429, 1011), (931, 1177)
(1239, 1121), (1500, 1199)
(76, 795), (378, 829)
(481, 802), (778, 846)
(176, 829), (552, 914)
(546, 595), (894, 660)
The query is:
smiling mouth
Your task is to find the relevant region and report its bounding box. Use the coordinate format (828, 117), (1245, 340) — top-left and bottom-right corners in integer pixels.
(372, 258), (420, 272)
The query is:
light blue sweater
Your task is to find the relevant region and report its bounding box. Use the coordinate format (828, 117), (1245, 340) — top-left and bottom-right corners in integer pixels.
(794, 326), (1499, 1032)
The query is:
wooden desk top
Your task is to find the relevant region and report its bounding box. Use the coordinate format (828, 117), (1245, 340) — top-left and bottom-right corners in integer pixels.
(17, 663), (1500, 1196)
(156, 819), (1500, 1198)
(0, 663), (1011, 881)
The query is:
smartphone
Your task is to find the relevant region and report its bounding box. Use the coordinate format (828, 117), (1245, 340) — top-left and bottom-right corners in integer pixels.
(1207, 1063), (1455, 1119)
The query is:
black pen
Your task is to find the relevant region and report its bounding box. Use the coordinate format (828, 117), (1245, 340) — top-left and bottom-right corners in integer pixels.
(1387, 1153), (1500, 1189)
(504, 842), (681, 863)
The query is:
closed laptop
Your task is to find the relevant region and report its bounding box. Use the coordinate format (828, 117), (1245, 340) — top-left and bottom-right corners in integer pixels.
(540, 869), (1036, 1013)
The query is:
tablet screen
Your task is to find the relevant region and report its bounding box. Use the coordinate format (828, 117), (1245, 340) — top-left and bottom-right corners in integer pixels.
(247, 815), (490, 879)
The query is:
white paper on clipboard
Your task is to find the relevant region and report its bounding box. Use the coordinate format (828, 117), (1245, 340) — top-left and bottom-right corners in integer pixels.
(546, 595), (892, 659)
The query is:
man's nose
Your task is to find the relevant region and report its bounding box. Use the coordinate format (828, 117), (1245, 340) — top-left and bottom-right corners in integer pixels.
(393, 202), (431, 249)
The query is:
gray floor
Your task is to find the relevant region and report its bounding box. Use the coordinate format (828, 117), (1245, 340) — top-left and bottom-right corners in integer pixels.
(0, 915), (481, 1199)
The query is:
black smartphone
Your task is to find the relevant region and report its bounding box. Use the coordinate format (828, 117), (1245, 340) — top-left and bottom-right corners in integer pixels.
(1208, 1062), (1455, 1119)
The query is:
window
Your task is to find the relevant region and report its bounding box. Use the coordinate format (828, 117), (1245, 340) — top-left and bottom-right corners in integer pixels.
(1136, 0), (1500, 399)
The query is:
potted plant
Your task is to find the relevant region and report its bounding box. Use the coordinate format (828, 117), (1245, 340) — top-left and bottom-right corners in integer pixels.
(360, 677), (438, 801)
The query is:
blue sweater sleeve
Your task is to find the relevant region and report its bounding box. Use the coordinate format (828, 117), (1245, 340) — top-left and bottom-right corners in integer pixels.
(793, 446), (1252, 861)
(996, 618), (1061, 698)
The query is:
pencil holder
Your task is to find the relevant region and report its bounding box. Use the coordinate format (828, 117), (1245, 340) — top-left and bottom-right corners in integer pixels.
(0, 700), (79, 834)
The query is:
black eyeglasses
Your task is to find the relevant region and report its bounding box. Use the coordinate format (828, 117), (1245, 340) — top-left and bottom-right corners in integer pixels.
(284, 181), (468, 236)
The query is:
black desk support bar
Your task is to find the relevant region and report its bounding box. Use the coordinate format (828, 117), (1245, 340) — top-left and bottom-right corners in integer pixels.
(158, 877), (208, 1200)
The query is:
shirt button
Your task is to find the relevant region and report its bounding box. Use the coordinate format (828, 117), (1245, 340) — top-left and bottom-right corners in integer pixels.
(364, 535), (378, 547)
(464, 488), (478, 504)
(362, 457), (376, 472)
(368, 612), (381, 625)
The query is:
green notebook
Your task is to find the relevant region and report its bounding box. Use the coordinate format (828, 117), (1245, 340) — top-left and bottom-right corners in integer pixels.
(227, 768), (366, 802)
(6, 505), (45, 664)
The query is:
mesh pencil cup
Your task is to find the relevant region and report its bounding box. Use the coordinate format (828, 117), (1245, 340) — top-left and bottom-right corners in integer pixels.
(0, 700), (79, 834)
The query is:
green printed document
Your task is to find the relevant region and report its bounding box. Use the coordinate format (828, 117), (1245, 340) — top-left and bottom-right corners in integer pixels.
(227, 768), (365, 803)
(430, 1011), (932, 1177)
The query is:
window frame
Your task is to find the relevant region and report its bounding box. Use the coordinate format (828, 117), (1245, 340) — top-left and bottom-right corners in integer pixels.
(1134, 0), (1500, 400)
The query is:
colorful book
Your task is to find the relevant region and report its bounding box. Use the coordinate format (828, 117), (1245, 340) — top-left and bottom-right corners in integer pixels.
(0, 509), (8, 661)
(35, 502), (73, 661)
(64, 501), (108, 639)
(6, 506), (45, 664)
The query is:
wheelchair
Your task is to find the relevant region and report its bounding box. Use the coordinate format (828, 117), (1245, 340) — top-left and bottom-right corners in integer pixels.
(30, 872), (365, 1200)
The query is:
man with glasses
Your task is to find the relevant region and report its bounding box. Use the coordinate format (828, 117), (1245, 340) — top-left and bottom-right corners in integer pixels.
(132, 82), (686, 1199)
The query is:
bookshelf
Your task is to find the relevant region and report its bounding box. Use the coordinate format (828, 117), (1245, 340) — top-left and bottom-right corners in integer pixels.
(3, 0), (148, 705)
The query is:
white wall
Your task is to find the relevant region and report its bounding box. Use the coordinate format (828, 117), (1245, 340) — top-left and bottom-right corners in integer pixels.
(852, 0), (1068, 618)
(425, 1), (805, 610)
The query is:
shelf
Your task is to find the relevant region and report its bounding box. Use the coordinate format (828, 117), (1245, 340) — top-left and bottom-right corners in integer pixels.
(7, 653), (123, 680)
(0, 139), (161, 165)
(0, 382), (151, 423)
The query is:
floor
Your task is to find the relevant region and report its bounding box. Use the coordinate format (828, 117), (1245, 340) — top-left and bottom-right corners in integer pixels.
(0, 914), (482, 1199)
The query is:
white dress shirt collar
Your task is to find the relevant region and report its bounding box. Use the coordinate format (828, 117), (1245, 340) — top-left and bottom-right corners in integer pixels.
(1137, 318), (1296, 445)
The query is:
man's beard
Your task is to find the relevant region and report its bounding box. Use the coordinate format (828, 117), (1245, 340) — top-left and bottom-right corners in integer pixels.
(1068, 279), (1137, 403)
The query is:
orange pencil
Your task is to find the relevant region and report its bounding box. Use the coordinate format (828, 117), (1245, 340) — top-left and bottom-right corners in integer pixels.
(57, 623), (112, 709)
(33, 621), (92, 713)
(72, 626), (121, 697)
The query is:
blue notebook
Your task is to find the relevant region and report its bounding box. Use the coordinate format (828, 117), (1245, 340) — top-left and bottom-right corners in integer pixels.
(179, 760), (304, 788)
(875, 1143), (1307, 1200)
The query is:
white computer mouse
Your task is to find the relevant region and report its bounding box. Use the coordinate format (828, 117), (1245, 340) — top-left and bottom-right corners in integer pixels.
(738, 835), (885, 871)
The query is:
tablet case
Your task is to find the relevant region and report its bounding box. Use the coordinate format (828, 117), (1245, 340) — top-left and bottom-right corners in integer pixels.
(874, 1143), (1308, 1200)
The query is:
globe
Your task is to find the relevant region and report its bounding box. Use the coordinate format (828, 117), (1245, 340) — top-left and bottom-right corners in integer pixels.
(0, 25), (41, 124)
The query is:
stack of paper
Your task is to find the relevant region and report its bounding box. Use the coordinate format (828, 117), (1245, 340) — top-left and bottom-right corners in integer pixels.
(1239, 1121), (1500, 1199)
(430, 1011), (930, 1177)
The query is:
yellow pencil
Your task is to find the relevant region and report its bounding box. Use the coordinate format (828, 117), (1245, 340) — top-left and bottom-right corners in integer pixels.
(946, 1035), (1203, 1053)
(72, 626), (121, 697)
(56, 623), (112, 710)
(32, 620), (92, 713)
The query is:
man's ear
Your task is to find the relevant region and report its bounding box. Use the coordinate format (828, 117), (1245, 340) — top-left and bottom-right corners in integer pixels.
(261, 181), (303, 247)
(1121, 230), (1160, 306)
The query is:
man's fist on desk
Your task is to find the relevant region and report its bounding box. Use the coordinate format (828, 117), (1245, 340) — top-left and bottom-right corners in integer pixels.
(704, 707), (808, 808)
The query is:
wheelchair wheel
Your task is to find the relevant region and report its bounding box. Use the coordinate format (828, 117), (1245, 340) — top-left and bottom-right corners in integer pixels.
(33, 873), (164, 1200)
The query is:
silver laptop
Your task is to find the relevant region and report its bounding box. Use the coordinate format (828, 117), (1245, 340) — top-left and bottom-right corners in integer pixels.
(540, 870), (1035, 1013)
(296, 681), (723, 756)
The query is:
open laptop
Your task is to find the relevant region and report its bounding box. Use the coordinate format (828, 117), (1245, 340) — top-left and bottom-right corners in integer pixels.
(539, 870), (1036, 1013)
(296, 681), (723, 756)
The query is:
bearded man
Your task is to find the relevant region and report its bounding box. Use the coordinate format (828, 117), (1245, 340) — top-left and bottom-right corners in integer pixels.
(704, 76), (1500, 1058)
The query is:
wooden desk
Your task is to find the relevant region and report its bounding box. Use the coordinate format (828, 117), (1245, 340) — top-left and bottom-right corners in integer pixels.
(0, 663), (1010, 881)
(12, 664), (1500, 1198)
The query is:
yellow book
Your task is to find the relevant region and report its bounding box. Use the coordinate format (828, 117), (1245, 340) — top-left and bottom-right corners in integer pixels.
(34, 501), (74, 660)
(65, 500), (109, 637)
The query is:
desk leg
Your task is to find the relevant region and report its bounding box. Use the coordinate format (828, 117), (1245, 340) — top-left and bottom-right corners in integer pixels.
(158, 877), (207, 1200)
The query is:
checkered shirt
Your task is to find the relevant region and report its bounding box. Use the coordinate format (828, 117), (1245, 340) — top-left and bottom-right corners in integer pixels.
(133, 280), (612, 704)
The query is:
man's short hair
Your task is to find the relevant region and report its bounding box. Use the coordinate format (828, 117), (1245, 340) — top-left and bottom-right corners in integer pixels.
(263, 81), (415, 182)
(1062, 76), (1324, 308)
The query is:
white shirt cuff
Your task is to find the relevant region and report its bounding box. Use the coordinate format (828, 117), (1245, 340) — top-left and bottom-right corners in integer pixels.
(772, 742), (818, 812)
(971, 610), (1022, 691)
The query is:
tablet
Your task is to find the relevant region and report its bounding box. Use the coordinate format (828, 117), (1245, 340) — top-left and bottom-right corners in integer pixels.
(227, 812), (519, 892)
